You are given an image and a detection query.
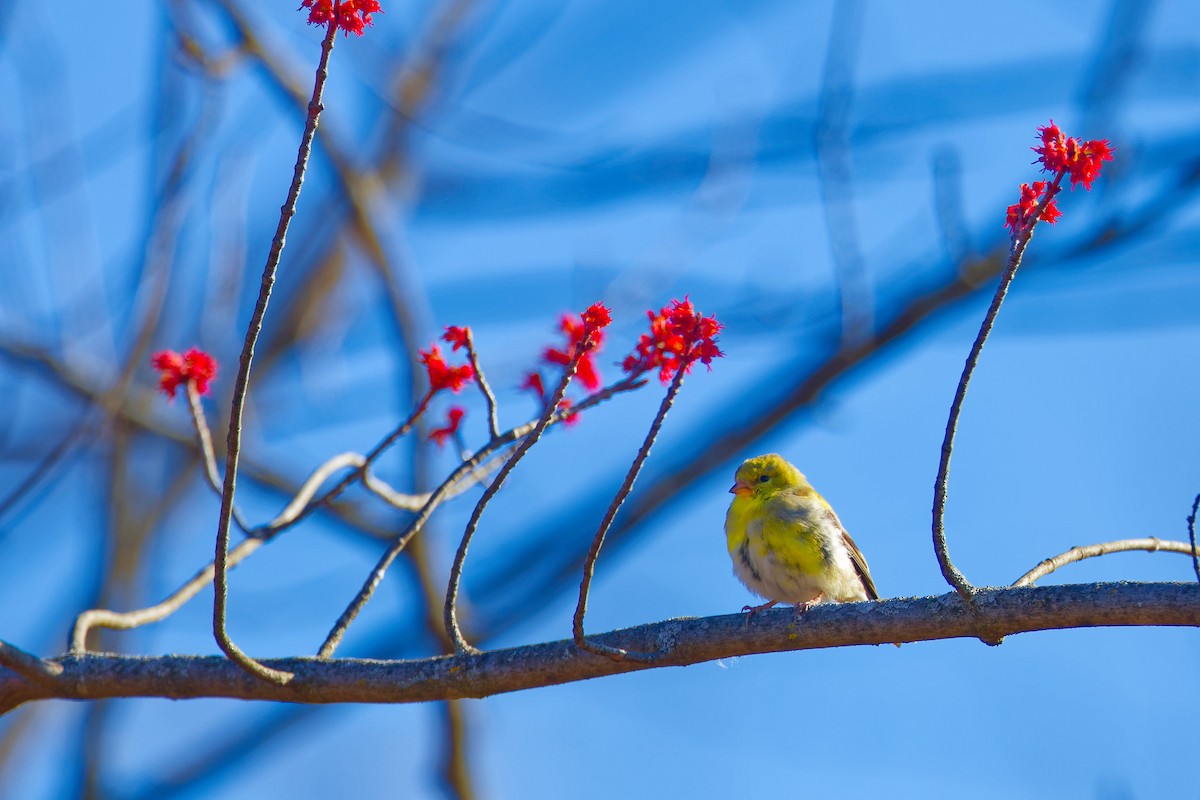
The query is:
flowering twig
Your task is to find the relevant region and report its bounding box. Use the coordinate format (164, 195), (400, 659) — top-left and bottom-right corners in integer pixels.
(1011, 538), (1200, 587)
(152, 349), (248, 530)
(932, 122), (1112, 603)
(442, 307), (611, 654)
(444, 326), (499, 441)
(212, 20), (342, 687)
(1188, 493), (1200, 585)
(573, 366), (688, 663)
(184, 382), (250, 533)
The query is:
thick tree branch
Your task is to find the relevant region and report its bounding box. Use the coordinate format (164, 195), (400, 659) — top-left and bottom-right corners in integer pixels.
(5, 582), (1197, 714)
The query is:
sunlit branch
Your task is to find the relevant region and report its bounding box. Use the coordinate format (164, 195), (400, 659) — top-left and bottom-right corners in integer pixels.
(573, 368), (687, 663)
(1012, 538), (1200, 587)
(931, 172), (1065, 601)
(212, 20), (341, 687)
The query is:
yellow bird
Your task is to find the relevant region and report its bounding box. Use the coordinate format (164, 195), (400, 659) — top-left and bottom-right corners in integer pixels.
(725, 453), (879, 616)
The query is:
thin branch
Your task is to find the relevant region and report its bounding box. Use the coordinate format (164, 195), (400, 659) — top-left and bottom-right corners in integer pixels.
(931, 173), (1065, 601)
(7, 583), (1200, 713)
(0, 641), (62, 684)
(1012, 538), (1200, 587)
(70, 382), (636, 660)
(66, 446), (466, 653)
(1188, 494), (1200, 584)
(212, 21), (340, 687)
(72, 537), (263, 654)
(462, 329), (499, 442)
(255, 393), (433, 535)
(315, 445), (508, 658)
(573, 368), (687, 663)
(186, 382), (249, 532)
(443, 344), (587, 655)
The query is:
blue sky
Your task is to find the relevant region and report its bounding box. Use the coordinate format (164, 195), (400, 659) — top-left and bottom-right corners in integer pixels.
(2, 1), (1199, 797)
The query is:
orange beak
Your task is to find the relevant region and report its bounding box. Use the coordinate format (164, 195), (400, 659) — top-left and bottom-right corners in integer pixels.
(729, 479), (752, 497)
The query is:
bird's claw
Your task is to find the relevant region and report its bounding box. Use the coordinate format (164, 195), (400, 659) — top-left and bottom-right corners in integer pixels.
(741, 601), (778, 622)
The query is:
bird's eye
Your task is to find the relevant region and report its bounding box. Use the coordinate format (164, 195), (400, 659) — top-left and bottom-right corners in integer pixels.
(758, 474), (770, 483)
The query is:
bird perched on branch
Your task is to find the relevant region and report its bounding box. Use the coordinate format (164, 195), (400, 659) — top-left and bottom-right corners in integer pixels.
(725, 453), (879, 617)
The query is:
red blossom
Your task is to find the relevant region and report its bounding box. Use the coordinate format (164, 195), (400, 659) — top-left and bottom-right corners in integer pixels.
(420, 345), (474, 394)
(540, 306), (609, 392)
(621, 297), (724, 384)
(301, 0), (382, 36)
(1005, 181), (1061, 233)
(429, 406), (466, 447)
(1033, 120), (1114, 190)
(442, 325), (471, 352)
(582, 302), (612, 330)
(151, 347), (218, 400)
(519, 371), (545, 400)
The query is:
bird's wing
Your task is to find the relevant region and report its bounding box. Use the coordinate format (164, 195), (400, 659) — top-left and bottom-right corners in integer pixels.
(841, 529), (880, 601)
(775, 488), (881, 601)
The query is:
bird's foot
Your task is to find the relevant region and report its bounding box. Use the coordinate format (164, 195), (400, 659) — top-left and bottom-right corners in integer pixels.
(741, 600), (778, 622)
(791, 594), (825, 616)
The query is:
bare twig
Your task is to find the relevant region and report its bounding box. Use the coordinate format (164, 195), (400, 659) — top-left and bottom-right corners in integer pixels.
(1012, 538), (1200, 587)
(573, 368), (687, 663)
(256, 393), (433, 535)
(70, 382), (635, 660)
(443, 345), (587, 655)
(67, 444), (491, 653)
(0, 641), (62, 684)
(317, 375), (644, 659)
(932, 173), (1065, 601)
(8, 583), (1200, 713)
(212, 21), (341, 687)
(72, 537), (263, 654)
(1187, 494), (1200, 584)
(314, 449), (501, 658)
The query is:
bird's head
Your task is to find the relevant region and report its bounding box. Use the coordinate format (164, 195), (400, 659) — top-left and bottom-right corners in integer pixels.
(729, 453), (807, 499)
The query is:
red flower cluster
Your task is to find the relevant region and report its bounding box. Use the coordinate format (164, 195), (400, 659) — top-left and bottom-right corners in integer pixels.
(442, 326), (471, 352)
(420, 345), (474, 394)
(429, 406), (466, 447)
(151, 348), (218, 399)
(538, 302), (611, 392)
(1005, 180), (1062, 233)
(1034, 121), (1114, 190)
(622, 297), (723, 383)
(300, 0), (382, 36)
